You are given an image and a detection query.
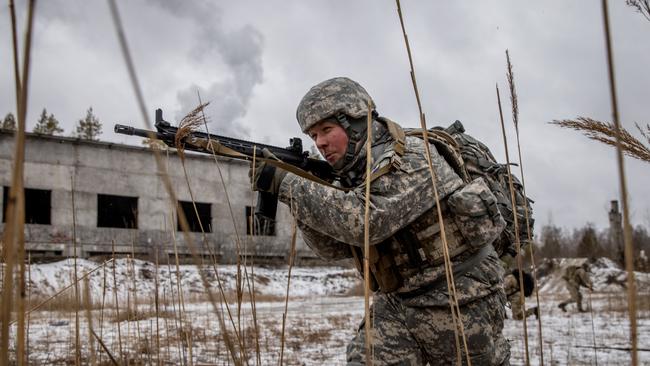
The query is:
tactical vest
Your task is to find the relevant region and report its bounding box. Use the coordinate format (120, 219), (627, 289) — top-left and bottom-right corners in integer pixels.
(347, 118), (470, 293)
(350, 202), (471, 293)
(348, 118), (503, 294)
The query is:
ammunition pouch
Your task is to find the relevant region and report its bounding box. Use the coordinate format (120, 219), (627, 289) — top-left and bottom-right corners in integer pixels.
(447, 177), (506, 250)
(350, 203), (474, 293)
(350, 179), (506, 294)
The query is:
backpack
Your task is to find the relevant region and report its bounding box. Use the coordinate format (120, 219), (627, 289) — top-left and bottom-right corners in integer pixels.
(445, 120), (534, 258)
(403, 120), (534, 258)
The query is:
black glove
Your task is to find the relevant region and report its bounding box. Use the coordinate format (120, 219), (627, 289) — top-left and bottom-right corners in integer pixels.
(249, 149), (287, 194)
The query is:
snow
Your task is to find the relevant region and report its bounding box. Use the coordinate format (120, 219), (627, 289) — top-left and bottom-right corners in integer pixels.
(8, 257), (650, 365)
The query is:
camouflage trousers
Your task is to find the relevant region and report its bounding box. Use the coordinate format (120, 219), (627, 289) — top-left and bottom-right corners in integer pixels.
(346, 289), (510, 365)
(559, 281), (584, 311)
(508, 292), (537, 321)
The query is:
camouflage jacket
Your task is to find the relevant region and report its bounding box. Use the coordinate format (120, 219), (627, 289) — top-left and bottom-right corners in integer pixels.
(563, 266), (593, 289)
(278, 120), (504, 302)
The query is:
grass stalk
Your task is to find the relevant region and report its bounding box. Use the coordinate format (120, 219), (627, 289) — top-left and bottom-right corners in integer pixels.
(107, 1), (241, 363)
(601, 1), (638, 364)
(98, 260), (108, 365)
(245, 143), (262, 366)
(155, 248), (161, 366)
(506, 49), (545, 365)
(129, 238), (143, 364)
(496, 84), (530, 365)
(184, 100), (258, 364)
(111, 241), (124, 363)
(395, 1), (469, 363)
(164, 245), (184, 364)
(91, 327), (119, 366)
(588, 291), (599, 366)
(1, 1), (35, 364)
(169, 216), (191, 365)
(550, 118), (650, 163)
(363, 103), (374, 364)
(279, 206), (298, 366)
(25, 253), (31, 364)
(71, 175), (82, 366)
(505, 49), (544, 364)
(197, 90), (261, 364)
(83, 277), (97, 366)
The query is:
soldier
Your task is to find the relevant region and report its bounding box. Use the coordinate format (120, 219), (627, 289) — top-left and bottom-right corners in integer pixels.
(503, 269), (538, 320)
(250, 77), (510, 365)
(558, 262), (593, 313)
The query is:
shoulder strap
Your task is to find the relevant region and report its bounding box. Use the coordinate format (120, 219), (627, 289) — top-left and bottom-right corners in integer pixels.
(404, 128), (470, 183)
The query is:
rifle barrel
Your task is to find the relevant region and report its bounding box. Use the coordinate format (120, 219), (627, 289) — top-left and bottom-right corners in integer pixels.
(114, 124), (160, 139)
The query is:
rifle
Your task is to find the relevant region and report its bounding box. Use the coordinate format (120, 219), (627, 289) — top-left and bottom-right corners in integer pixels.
(114, 108), (334, 235)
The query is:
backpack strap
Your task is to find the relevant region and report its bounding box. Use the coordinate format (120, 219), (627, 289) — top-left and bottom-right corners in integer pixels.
(403, 128), (471, 183)
(364, 117), (407, 183)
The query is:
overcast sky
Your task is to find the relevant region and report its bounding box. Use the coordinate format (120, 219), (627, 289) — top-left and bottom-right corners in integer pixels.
(1, 1), (649, 233)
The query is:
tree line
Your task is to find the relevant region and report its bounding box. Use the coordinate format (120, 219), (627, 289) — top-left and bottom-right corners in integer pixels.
(536, 222), (650, 270)
(1, 107), (103, 140)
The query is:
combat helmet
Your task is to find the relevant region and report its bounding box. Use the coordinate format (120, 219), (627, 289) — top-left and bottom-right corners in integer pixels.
(296, 77), (377, 172)
(296, 77), (376, 133)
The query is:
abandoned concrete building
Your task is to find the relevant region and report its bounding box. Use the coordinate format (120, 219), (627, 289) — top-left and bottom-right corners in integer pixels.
(0, 130), (319, 264)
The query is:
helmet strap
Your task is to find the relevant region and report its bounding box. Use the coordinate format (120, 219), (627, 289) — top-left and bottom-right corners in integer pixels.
(336, 113), (368, 167)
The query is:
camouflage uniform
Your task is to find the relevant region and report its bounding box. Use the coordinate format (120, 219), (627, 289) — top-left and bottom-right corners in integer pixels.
(558, 265), (593, 312)
(503, 273), (537, 320)
(278, 77), (511, 365)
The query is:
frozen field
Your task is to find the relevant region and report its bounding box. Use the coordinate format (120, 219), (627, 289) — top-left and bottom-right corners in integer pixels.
(9, 257), (650, 365)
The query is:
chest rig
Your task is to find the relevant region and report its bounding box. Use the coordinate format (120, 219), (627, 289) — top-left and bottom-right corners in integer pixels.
(350, 203), (471, 293)
(348, 119), (474, 293)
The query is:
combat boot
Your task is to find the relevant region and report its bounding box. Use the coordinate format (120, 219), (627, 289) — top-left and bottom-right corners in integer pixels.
(558, 303), (567, 312)
(578, 304), (587, 313)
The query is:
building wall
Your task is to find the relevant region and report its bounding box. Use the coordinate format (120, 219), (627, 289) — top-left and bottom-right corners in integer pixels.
(0, 131), (321, 263)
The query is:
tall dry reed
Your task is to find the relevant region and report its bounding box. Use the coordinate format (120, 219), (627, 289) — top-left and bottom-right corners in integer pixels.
(395, 1), (470, 364)
(550, 118), (650, 163)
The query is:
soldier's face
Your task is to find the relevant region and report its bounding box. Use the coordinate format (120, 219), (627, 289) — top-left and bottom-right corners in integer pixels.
(308, 120), (349, 165)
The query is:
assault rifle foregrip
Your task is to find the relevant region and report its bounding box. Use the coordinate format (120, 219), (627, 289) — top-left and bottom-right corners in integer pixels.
(114, 108), (334, 235)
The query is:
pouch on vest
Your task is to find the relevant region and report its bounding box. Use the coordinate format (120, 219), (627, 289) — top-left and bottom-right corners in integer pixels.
(447, 177), (506, 249)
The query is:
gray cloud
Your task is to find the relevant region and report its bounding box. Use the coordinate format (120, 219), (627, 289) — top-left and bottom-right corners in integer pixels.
(148, 0), (263, 138)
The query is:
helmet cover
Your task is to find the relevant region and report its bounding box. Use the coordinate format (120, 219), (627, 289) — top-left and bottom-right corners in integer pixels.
(296, 77), (375, 133)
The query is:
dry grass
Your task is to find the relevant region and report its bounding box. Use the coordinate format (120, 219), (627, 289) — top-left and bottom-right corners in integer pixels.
(342, 280), (366, 296)
(111, 308), (176, 323)
(627, 0), (650, 21)
(27, 293), (79, 312)
(174, 102), (210, 155)
(506, 49), (519, 132)
(550, 117), (650, 163)
(184, 290), (288, 304)
(603, 292), (650, 313)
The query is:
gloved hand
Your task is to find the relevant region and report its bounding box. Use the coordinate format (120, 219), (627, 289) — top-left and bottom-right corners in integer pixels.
(249, 149), (287, 194)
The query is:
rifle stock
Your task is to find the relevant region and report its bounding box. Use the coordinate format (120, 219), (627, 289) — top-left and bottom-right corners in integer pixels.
(115, 108), (333, 235)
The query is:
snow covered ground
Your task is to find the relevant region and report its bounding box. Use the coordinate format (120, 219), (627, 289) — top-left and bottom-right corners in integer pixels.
(8, 257), (650, 365)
